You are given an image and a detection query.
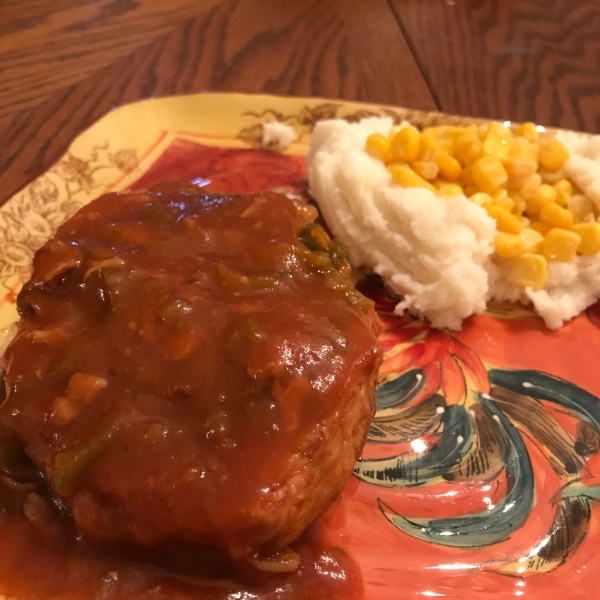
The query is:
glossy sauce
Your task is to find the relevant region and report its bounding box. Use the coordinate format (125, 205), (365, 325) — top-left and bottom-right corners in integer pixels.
(0, 182), (380, 599)
(0, 477), (363, 600)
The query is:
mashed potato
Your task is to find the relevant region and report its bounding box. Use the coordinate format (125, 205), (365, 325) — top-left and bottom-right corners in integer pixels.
(262, 121), (296, 151)
(488, 256), (600, 329)
(308, 118), (496, 330)
(307, 117), (600, 330)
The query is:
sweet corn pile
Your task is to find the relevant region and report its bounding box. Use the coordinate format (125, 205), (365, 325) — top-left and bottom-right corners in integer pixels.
(365, 122), (600, 292)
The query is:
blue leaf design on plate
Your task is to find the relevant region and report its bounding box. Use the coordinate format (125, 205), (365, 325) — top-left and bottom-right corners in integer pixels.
(378, 395), (534, 548)
(375, 368), (425, 411)
(489, 369), (600, 431)
(356, 404), (472, 486)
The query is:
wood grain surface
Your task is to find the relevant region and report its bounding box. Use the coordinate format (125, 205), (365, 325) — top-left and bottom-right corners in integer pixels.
(1, 0), (599, 206)
(391, 0), (600, 132)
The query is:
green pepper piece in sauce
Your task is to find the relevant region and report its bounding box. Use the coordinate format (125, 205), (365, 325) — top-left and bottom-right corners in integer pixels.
(215, 264), (277, 291)
(53, 426), (118, 496)
(298, 223), (331, 252)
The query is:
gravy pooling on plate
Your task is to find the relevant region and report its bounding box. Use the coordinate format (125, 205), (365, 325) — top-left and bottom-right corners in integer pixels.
(0, 182), (381, 596)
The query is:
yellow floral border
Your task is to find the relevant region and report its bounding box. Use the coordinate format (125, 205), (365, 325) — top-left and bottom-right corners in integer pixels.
(235, 101), (497, 148)
(0, 145), (140, 291)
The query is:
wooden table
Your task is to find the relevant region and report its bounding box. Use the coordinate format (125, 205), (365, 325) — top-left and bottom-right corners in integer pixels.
(1, 0), (599, 206)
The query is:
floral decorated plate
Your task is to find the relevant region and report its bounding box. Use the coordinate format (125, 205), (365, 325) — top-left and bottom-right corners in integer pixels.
(1, 93), (600, 599)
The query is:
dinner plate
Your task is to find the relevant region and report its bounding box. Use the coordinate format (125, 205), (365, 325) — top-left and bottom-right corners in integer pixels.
(1, 93), (600, 599)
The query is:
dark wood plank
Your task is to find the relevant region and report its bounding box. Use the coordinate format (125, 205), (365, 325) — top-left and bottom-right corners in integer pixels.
(337, 0), (438, 109)
(390, 0), (600, 132)
(0, 0), (435, 206)
(0, 0), (218, 120)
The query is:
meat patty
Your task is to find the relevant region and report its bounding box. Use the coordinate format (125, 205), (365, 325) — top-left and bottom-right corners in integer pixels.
(1, 183), (382, 565)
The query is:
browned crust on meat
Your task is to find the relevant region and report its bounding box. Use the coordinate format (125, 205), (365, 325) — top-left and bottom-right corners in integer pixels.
(223, 353), (380, 560)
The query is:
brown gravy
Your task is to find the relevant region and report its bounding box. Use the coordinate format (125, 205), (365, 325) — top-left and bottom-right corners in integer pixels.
(0, 476), (363, 599)
(0, 183), (375, 599)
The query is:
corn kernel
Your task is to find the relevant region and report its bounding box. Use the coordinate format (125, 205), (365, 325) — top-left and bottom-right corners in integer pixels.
(504, 157), (538, 180)
(382, 150), (395, 165)
(472, 155), (508, 194)
(489, 121), (513, 143)
(412, 161), (439, 181)
(531, 221), (553, 236)
(525, 184), (557, 216)
(391, 127), (421, 163)
(573, 223), (600, 255)
(568, 194), (595, 223)
(444, 126), (470, 140)
(464, 185), (479, 198)
(538, 137), (570, 172)
(553, 179), (572, 208)
(421, 126), (444, 139)
(492, 189), (515, 212)
(516, 122), (540, 144)
(521, 216), (532, 228)
(438, 184), (464, 198)
(519, 228), (545, 253)
(470, 192), (492, 207)
(509, 192), (527, 216)
(507, 174), (528, 193)
(461, 166), (475, 187)
(487, 205), (524, 234)
(481, 136), (505, 158)
(543, 228), (581, 262)
(440, 139), (456, 155)
(518, 173), (542, 200)
(482, 122), (512, 159)
(539, 202), (574, 229)
(510, 137), (539, 161)
(495, 233), (525, 258)
(418, 136), (442, 161)
(454, 131), (482, 166)
(435, 153), (462, 181)
(390, 165), (436, 191)
(421, 127), (454, 154)
(540, 171), (563, 185)
(504, 138), (538, 182)
(507, 253), (548, 290)
(365, 133), (391, 160)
